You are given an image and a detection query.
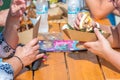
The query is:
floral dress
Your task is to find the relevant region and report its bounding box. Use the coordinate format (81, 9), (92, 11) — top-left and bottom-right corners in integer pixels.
(0, 33), (15, 80)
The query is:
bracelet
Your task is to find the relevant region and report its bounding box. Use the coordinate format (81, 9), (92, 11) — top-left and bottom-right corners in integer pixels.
(13, 56), (24, 69)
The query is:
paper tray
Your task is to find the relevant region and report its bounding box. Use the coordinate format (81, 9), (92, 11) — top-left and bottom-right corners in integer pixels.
(63, 29), (110, 42)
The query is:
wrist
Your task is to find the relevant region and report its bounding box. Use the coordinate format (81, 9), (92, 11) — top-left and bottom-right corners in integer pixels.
(13, 56), (24, 69)
(103, 48), (114, 60)
(5, 56), (23, 76)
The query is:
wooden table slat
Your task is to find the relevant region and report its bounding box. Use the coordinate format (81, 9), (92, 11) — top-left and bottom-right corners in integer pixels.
(15, 70), (33, 80)
(100, 58), (120, 80)
(34, 53), (68, 80)
(66, 51), (104, 80)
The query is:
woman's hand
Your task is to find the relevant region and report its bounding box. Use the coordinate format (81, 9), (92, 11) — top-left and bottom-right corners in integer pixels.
(15, 38), (44, 66)
(83, 28), (112, 58)
(5, 38), (45, 76)
(10, 0), (26, 17)
(74, 13), (83, 30)
(74, 12), (99, 30)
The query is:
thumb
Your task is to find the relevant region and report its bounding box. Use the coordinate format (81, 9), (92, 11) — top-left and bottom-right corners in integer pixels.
(83, 42), (95, 49)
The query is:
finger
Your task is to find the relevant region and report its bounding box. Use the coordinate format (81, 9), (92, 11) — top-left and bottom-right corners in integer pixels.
(77, 13), (82, 20)
(34, 50), (40, 55)
(36, 53), (45, 60)
(13, 0), (26, 4)
(76, 18), (80, 26)
(94, 28), (106, 41)
(27, 38), (39, 46)
(74, 22), (79, 30)
(32, 44), (39, 51)
(10, 4), (25, 16)
(83, 42), (96, 49)
(74, 18), (80, 30)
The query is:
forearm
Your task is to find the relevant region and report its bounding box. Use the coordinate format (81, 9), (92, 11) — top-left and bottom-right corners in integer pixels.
(3, 11), (20, 49)
(109, 23), (120, 48)
(5, 57), (22, 77)
(103, 49), (120, 71)
(85, 0), (114, 19)
(0, 9), (9, 26)
(99, 24), (120, 48)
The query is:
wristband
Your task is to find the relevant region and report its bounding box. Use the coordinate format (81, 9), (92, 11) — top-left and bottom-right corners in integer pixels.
(14, 56), (24, 69)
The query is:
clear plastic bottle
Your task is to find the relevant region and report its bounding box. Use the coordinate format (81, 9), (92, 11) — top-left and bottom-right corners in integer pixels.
(36, 0), (49, 33)
(68, 0), (80, 27)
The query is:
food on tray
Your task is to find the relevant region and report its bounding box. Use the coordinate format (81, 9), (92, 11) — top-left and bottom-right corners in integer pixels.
(19, 1), (36, 32)
(63, 12), (106, 34)
(79, 12), (106, 33)
(62, 12), (110, 42)
(27, 1), (36, 18)
(19, 17), (33, 32)
(27, 8), (36, 18)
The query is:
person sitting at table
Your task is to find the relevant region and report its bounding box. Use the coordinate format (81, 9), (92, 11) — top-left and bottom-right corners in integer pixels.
(74, 0), (120, 71)
(84, 0), (120, 25)
(0, 0), (44, 79)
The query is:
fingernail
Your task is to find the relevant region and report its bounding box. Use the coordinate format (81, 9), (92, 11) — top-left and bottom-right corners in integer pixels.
(42, 59), (47, 62)
(43, 55), (48, 59)
(40, 53), (45, 56)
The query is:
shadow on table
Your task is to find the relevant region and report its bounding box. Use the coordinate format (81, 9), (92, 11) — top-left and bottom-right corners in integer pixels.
(67, 51), (120, 73)
(99, 58), (120, 73)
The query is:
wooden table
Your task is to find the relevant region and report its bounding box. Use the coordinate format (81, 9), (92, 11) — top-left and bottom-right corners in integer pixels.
(15, 18), (120, 80)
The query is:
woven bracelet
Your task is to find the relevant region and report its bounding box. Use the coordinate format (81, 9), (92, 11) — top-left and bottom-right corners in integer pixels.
(14, 56), (24, 69)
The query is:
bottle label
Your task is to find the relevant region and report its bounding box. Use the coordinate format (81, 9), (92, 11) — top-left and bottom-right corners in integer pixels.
(68, 7), (80, 14)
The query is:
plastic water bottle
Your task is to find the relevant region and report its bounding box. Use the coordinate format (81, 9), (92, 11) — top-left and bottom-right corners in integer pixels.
(62, 0), (66, 3)
(68, 0), (80, 27)
(79, 0), (86, 12)
(36, 0), (49, 33)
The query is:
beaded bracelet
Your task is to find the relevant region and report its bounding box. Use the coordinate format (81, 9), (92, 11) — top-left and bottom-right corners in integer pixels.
(13, 56), (24, 69)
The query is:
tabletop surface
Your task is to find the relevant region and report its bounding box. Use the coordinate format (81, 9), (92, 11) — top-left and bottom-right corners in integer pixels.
(15, 18), (120, 80)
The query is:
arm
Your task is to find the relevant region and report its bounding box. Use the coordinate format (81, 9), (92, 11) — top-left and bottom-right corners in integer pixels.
(104, 49), (120, 70)
(0, 9), (9, 26)
(0, 38), (44, 77)
(0, 0), (26, 58)
(84, 28), (120, 71)
(85, 0), (115, 19)
(99, 23), (120, 48)
(3, 0), (26, 49)
(74, 13), (120, 48)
